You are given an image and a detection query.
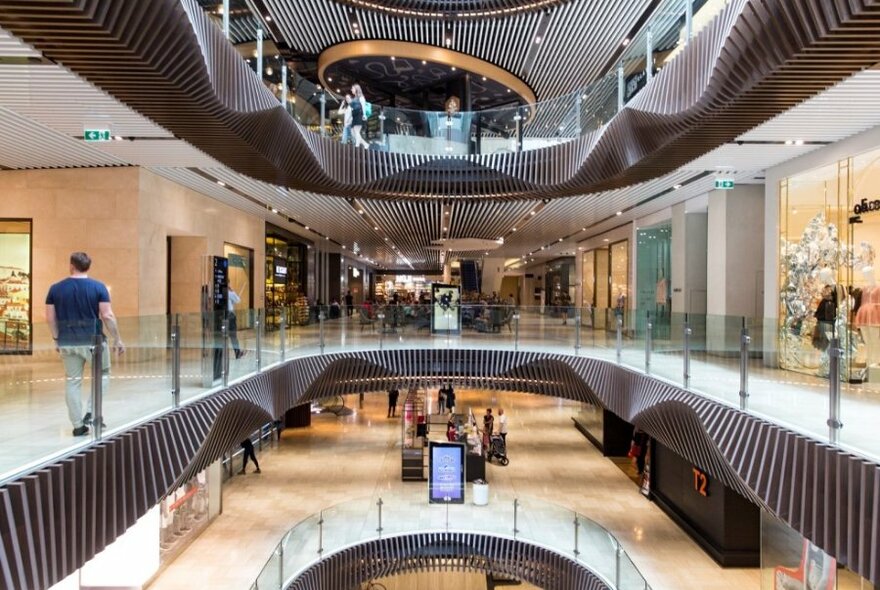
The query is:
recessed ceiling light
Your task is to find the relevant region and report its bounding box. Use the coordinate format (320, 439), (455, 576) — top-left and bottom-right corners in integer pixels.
(422, 60), (427, 65)
(581, 227), (586, 231)
(507, 88), (512, 93)
(530, 210), (536, 215)
(622, 38), (630, 46)
(673, 184), (682, 190)
(374, 226), (379, 230)
(616, 211), (622, 216)
(445, 37), (452, 46)
(451, 66), (456, 71)
(391, 56), (396, 61)
(113, 135), (123, 141)
(482, 76), (487, 81)
(271, 208), (278, 213)
(558, 238), (563, 242)
(443, 227), (448, 231)
(534, 36), (542, 44)
(216, 180), (226, 187)
(785, 140), (794, 146)
(512, 227), (517, 232)
(325, 236), (329, 240)
(358, 209), (365, 214)
(304, 226), (309, 230)
(265, 15), (272, 21)
(328, 77), (333, 82)
(603, 238), (609, 242)
(794, 139), (804, 146)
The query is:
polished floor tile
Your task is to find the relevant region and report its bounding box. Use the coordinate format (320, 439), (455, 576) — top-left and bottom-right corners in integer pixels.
(147, 389), (760, 590)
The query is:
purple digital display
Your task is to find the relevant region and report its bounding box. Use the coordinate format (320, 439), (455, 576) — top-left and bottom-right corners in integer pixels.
(429, 442), (465, 503)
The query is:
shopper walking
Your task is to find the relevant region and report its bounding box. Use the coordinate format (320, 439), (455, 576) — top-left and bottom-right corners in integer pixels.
(46, 252), (125, 436)
(239, 438), (261, 474)
(350, 83), (371, 149)
(497, 407), (508, 444)
(227, 286), (246, 359)
(387, 387), (400, 418)
(629, 429), (649, 476)
(482, 408), (494, 451)
(444, 384), (456, 413)
(345, 290), (354, 316)
(338, 94), (353, 144)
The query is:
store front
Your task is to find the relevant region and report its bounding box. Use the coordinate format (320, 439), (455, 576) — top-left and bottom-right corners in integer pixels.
(777, 146), (880, 381)
(545, 257), (575, 319)
(581, 242), (630, 330)
(265, 224), (310, 329)
(636, 222), (672, 339)
(374, 274), (438, 302)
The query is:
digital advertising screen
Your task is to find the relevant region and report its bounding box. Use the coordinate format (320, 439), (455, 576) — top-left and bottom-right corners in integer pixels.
(428, 442), (465, 504)
(431, 283), (461, 334)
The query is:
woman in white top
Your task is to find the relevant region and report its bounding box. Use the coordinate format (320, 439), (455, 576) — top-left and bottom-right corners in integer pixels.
(497, 408), (508, 443)
(350, 83), (371, 149)
(338, 94), (353, 144)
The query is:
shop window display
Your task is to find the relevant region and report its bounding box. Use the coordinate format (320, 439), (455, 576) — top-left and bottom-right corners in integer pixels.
(265, 227), (308, 329)
(581, 249), (596, 326)
(760, 509), (874, 589)
(778, 150), (880, 382)
(581, 242), (630, 331)
(0, 219), (31, 354)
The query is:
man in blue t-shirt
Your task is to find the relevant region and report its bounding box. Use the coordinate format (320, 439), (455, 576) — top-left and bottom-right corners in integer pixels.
(46, 252), (125, 436)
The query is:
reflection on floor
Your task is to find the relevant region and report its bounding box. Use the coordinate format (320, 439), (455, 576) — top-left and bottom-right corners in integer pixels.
(147, 389), (760, 590)
(370, 571), (540, 590)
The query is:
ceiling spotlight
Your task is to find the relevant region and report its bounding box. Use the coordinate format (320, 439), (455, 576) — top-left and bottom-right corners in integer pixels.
(451, 66), (456, 71)
(342, 245), (346, 249)
(541, 246), (546, 250)
(422, 60), (427, 65)
(512, 227), (517, 232)
(558, 238), (563, 242)
(443, 227), (448, 231)
(391, 56), (396, 61)
(581, 227), (586, 231)
(113, 135), (123, 141)
(265, 15), (272, 21)
(794, 139), (804, 146)
(482, 76), (487, 81)
(358, 209), (365, 214)
(534, 36), (542, 44)
(271, 208), (278, 213)
(328, 77), (333, 82)
(616, 211), (622, 216)
(444, 211), (450, 215)
(325, 236), (329, 240)
(374, 226), (379, 230)
(784, 140), (793, 146)
(603, 238), (609, 242)
(216, 180), (226, 187)
(622, 38), (630, 46)
(530, 210), (536, 216)
(507, 88), (512, 93)
(673, 184), (682, 190)
(304, 226), (309, 230)
(445, 37), (452, 46)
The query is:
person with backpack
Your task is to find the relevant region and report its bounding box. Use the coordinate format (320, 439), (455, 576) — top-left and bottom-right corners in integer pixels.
(350, 83), (371, 149)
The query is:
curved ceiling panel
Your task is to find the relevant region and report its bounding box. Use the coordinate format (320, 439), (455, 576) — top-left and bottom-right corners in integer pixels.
(2, 350), (880, 589)
(1, 0), (879, 199)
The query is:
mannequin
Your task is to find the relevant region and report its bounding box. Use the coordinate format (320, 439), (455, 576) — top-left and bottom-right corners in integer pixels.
(857, 266), (880, 370)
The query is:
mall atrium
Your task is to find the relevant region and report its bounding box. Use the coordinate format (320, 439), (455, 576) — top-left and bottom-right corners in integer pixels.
(0, 0), (880, 589)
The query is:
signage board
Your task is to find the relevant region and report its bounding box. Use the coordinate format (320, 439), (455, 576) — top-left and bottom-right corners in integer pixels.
(714, 178), (735, 190)
(84, 129), (111, 142)
(428, 442), (465, 504)
(432, 284), (461, 334)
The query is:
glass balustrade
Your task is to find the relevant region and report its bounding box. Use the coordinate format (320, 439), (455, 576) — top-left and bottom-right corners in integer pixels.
(1, 304), (875, 483)
(195, 0), (739, 157)
(249, 494), (652, 590)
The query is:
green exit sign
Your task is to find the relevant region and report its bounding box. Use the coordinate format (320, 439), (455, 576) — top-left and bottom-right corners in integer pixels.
(84, 129), (111, 142)
(715, 178), (735, 190)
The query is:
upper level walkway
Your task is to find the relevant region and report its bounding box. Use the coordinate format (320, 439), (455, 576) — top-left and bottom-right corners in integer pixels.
(1, 0), (879, 198)
(1, 305), (876, 485)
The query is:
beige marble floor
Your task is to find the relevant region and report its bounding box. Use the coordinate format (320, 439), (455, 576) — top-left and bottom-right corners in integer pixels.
(147, 389), (760, 590)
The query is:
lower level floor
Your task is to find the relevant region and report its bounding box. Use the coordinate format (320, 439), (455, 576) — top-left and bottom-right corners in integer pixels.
(147, 389), (760, 590)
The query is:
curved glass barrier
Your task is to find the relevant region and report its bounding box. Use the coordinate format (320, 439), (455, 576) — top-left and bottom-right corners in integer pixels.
(249, 494), (652, 590)
(199, 0), (735, 157)
(2, 303), (878, 483)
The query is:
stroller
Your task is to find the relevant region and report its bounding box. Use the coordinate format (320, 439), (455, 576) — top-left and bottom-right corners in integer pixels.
(487, 434), (509, 466)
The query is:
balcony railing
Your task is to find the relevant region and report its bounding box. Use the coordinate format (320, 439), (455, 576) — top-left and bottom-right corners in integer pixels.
(1, 304), (875, 485)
